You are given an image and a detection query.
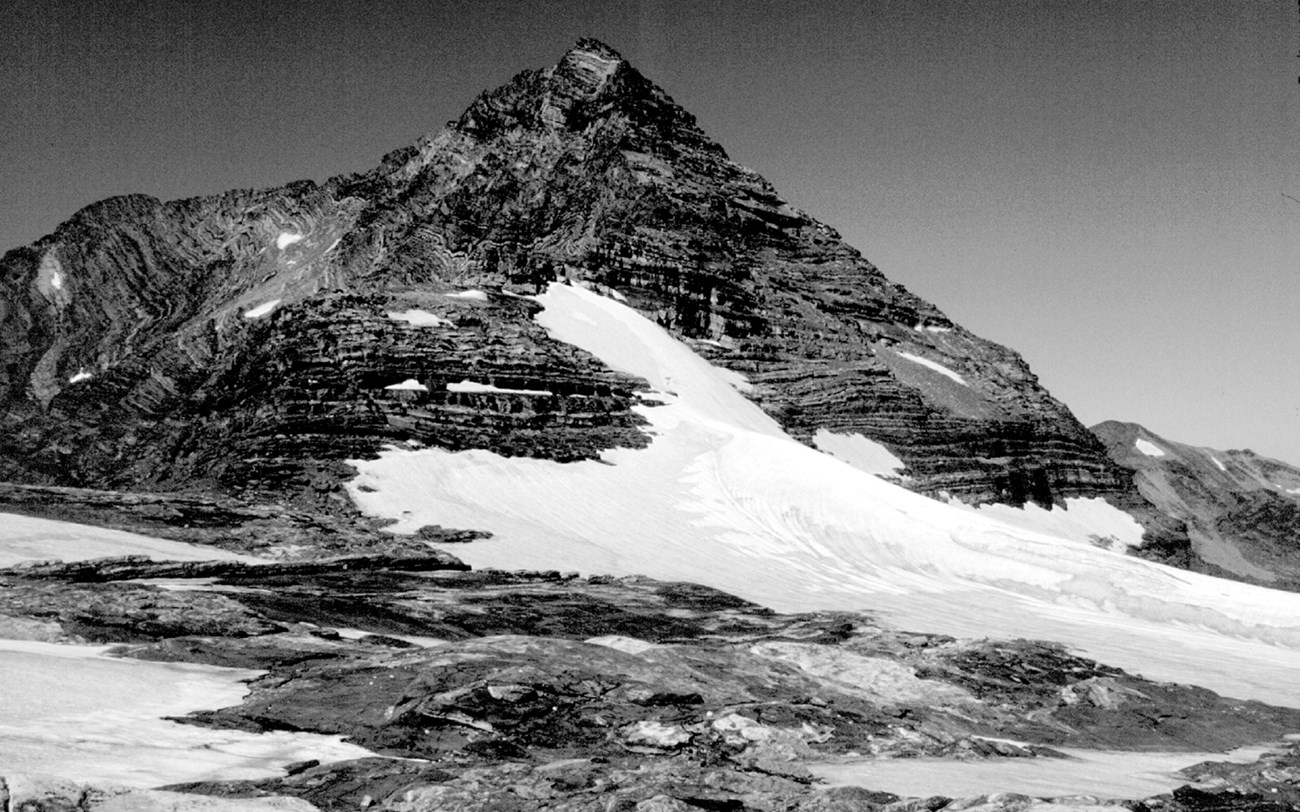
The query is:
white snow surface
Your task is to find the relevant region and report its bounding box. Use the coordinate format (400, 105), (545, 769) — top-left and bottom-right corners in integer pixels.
(384, 378), (429, 392)
(387, 308), (453, 327)
(811, 744), (1275, 800)
(813, 429), (905, 476)
(69, 370), (94, 383)
(447, 380), (553, 396)
(1135, 438), (1166, 457)
(243, 299), (281, 319)
(0, 639), (372, 789)
(444, 289), (489, 301)
(275, 232), (303, 250)
(897, 351), (967, 385)
(0, 513), (258, 567)
(348, 283), (1300, 709)
(952, 496), (1147, 552)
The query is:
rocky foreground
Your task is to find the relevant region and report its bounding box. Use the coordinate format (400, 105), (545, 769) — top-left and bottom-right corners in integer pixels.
(4, 521), (1300, 811)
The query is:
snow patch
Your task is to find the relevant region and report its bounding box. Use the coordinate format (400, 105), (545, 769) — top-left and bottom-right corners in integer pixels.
(1135, 438), (1166, 457)
(813, 429), (905, 476)
(0, 639), (373, 789)
(333, 628), (446, 648)
(585, 635), (660, 655)
(243, 299), (281, 319)
(446, 380), (552, 396)
(50, 271), (63, 290)
(384, 378), (428, 392)
(323, 238), (341, 254)
(347, 282), (1300, 711)
(444, 289), (489, 301)
(275, 232), (303, 250)
(897, 351), (967, 385)
(811, 744), (1275, 800)
(68, 370), (93, 384)
(387, 309), (452, 327)
(0, 512), (258, 568)
(1212, 456), (1226, 472)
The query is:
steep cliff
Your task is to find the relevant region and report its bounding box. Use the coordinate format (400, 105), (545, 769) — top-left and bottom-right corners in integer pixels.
(1, 39), (1133, 512)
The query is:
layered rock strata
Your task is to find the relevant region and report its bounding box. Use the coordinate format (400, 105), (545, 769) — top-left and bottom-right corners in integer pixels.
(0, 39), (1138, 513)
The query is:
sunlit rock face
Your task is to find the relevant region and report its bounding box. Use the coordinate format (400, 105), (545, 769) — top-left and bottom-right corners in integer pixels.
(0, 38), (1131, 512)
(1094, 420), (1300, 586)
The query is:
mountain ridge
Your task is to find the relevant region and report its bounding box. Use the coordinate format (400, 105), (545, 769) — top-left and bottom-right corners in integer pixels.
(0, 39), (1149, 522)
(1093, 419), (1300, 586)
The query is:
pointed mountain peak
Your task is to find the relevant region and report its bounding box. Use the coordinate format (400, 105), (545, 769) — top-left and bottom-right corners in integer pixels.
(549, 37), (629, 101)
(452, 39), (666, 138)
(563, 37), (626, 65)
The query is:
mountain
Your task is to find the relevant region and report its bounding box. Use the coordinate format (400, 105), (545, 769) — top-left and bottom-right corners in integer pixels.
(7, 39), (1300, 811)
(2, 38), (1140, 517)
(1093, 420), (1300, 587)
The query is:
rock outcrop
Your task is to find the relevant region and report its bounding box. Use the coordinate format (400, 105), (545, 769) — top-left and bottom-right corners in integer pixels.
(0, 39), (1138, 512)
(5, 560), (1298, 810)
(1093, 420), (1300, 587)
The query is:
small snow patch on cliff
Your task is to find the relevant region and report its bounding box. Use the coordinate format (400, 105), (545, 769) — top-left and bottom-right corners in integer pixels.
(1135, 438), (1166, 457)
(276, 232), (303, 250)
(447, 380), (552, 396)
(898, 352), (966, 385)
(68, 370), (93, 384)
(385, 379), (429, 392)
(388, 309), (452, 327)
(1212, 456), (1226, 472)
(243, 299), (281, 319)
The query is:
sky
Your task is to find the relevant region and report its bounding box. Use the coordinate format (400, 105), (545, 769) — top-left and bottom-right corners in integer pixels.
(3, 0), (1298, 464)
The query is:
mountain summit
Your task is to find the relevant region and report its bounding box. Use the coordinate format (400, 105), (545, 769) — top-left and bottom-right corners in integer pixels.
(1, 39), (1146, 520)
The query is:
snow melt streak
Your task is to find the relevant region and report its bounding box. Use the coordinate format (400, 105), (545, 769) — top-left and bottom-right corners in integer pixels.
(349, 284), (1300, 709)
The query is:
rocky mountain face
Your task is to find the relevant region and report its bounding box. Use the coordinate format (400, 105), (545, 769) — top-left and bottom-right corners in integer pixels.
(1, 38), (1139, 516)
(1093, 421), (1300, 588)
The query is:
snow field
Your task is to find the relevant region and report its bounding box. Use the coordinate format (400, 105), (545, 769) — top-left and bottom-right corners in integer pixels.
(0, 639), (372, 789)
(348, 284), (1300, 711)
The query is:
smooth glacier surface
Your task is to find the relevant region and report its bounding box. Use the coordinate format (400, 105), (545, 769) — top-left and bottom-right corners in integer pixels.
(348, 284), (1300, 710)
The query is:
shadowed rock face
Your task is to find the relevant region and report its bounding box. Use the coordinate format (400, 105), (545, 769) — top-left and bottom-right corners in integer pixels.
(1093, 420), (1300, 587)
(0, 39), (1133, 510)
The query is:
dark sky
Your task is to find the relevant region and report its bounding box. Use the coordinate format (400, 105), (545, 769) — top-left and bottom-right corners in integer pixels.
(4, 0), (1298, 464)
